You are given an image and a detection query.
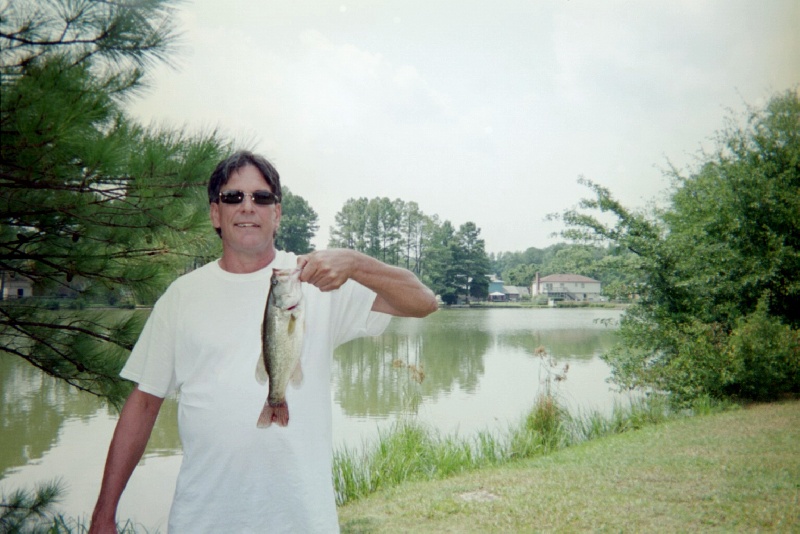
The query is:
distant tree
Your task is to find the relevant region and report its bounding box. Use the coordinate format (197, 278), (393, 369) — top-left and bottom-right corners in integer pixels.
(545, 245), (605, 279)
(453, 222), (491, 301)
(275, 187), (318, 254)
(502, 264), (539, 287)
(559, 90), (800, 403)
(329, 197), (369, 251)
(371, 198), (403, 265)
(422, 218), (457, 304)
(400, 201), (425, 273)
(0, 0), (227, 406)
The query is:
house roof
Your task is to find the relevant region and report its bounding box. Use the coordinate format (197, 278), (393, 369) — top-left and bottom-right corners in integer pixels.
(538, 274), (600, 283)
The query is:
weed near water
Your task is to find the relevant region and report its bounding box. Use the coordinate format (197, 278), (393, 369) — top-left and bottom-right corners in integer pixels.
(332, 389), (701, 507)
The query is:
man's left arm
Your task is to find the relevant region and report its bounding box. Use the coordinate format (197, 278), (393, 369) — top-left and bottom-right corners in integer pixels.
(297, 249), (438, 318)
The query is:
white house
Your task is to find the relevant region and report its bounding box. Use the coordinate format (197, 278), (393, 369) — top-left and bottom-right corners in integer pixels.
(532, 273), (602, 302)
(1, 272), (33, 299)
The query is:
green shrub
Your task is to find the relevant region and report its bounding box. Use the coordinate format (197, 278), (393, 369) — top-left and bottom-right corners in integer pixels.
(723, 301), (800, 400)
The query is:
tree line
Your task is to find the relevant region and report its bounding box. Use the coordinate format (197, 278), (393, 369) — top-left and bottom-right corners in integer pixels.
(328, 198), (491, 304)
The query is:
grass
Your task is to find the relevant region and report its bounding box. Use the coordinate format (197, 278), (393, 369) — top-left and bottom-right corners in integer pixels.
(338, 399), (800, 533)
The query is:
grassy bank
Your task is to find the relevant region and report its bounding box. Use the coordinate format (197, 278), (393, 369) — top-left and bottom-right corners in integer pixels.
(337, 399), (800, 533)
(333, 388), (673, 507)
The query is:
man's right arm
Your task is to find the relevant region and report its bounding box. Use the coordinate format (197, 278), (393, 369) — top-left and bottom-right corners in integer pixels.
(89, 387), (164, 534)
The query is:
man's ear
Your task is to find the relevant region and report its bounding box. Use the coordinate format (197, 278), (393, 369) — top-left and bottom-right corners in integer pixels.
(274, 202), (282, 229)
(210, 202), (221, 233)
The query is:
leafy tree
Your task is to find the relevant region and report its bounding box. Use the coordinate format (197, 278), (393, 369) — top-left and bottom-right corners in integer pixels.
(545, 245), (605, 280)
(329, 197), (369, 251)
(275, 187), (319, 254)
(1, 0), (228, 406)
(558, 90), (800, 403)
(593, 250), (643, 301)
(502, 263), (539, 287)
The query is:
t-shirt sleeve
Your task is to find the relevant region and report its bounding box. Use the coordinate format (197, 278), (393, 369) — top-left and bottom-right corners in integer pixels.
(120, 289), (178, 398)
(330, 279), (392, 348)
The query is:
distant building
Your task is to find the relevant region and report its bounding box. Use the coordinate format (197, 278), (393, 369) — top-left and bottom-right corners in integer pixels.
(532, 273), (602, 302)
(1, 272), (33, 299)
(488, 277), (531, 302)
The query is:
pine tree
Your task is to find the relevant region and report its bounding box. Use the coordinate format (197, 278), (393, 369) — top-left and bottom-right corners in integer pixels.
(1, 0), (228, 406)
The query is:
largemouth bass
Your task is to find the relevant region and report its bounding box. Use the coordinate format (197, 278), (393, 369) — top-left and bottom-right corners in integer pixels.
(256, 268), (304, 427)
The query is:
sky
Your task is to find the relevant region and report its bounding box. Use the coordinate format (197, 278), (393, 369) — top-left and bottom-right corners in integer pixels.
(128, 0), (800, 254)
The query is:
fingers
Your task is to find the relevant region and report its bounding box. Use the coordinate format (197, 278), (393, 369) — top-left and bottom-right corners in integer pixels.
(296, 255), (309, 274)
(296, 251), (350, 292)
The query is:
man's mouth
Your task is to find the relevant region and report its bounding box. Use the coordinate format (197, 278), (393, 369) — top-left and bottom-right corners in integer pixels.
(234, 223), (260, 228)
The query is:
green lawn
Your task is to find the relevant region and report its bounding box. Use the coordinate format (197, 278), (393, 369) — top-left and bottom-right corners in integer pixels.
(339, 400), (800, 533)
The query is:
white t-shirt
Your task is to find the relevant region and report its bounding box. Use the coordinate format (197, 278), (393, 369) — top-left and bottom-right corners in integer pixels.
(121, 251), (391, 533)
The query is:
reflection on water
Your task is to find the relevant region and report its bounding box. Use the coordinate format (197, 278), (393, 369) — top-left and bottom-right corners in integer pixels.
(0, 355), (182, 478)
(0, 355), (109, 476)
(0, 307), (624, 528)
(333, 308), (620, 419)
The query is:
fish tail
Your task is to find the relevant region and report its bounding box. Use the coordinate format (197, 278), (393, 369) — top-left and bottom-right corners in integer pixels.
(256, 400), (289, 428)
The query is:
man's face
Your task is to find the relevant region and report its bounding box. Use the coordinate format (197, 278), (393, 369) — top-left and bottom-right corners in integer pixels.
(210, 164), (282, 257)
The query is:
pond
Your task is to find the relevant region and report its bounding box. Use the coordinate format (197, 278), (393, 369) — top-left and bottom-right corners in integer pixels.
(0, 307), (629, 530)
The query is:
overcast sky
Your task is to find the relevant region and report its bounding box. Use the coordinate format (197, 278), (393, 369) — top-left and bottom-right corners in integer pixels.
(128, 0), (799, 254)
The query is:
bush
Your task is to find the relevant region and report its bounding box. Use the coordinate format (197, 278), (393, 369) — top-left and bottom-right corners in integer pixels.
(724, 301), (800, 400)
(632, 300), (799, 404)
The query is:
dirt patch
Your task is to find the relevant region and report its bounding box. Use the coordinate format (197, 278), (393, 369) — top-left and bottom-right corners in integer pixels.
(458, 489), (500, 503)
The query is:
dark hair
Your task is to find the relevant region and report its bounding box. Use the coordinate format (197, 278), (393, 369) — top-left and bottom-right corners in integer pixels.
(208, 150), (282, 204)
(208, 151), (282, 237)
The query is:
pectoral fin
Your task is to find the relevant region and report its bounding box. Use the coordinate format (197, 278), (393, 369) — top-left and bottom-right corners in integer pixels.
(290, 360), (303, 387)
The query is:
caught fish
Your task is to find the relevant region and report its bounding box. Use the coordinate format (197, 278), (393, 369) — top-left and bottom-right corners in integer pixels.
(256, 268), (305, 427)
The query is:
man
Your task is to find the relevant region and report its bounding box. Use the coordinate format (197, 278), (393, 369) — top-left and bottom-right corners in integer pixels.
(89, 151), (437, 533)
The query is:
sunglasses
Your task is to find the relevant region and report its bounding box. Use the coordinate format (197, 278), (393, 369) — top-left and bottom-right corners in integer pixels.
(219, 189), (280, 206)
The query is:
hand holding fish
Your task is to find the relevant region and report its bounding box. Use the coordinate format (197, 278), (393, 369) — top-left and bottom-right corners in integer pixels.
(296, 249), (356, 292)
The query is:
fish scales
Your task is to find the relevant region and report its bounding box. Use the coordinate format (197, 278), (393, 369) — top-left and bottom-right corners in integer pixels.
(256, 268), (304, 427)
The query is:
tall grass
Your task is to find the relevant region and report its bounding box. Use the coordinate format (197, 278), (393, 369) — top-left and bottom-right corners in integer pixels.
(333, 392), (604, 506)
(333, 389), (733, 506)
